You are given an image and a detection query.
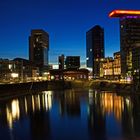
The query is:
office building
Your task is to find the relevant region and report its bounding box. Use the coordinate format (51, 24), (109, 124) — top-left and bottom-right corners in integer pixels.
(13, 58), (39, 80)
(0, 59), (20, 82)
(109, 10), (140, 79)
(65, 56), (80, 70)
(29, 29), (49, 70)
(102, 57), (114, 79)
(100, 52), (121, 80)
(49, 69), (89, 81)
(58, 54), (65, 70)
(86, 25), (105, 77)
(113, 52), (121, 77)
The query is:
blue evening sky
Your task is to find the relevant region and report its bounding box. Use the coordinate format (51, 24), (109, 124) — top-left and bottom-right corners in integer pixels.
(0, 0), (140, 64)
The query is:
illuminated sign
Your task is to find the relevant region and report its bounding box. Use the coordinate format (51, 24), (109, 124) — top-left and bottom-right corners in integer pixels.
(109, 10), (140, 17)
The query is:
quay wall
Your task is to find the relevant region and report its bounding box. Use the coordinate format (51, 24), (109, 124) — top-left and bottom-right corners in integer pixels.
(0, 80), (136, 98)
(71, 80), (134, 94)
(0, 81), (71, 97)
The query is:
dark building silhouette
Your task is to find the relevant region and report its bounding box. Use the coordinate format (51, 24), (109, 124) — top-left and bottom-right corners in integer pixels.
(86, 25), (105, 77)
(0, 58), (39, 82)
(58, 54), (65, 70)
(13, 58), (39, 80)
(50, 55), (89, 81)
(29, 29), (49, 74)
(65, 56), (80, 70)
(109, 10), (140, 79)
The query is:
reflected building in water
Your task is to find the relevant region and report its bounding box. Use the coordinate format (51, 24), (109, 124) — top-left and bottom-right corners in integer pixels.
(0, 91), (53, 139)
(0, 90), (140, 139)
(30, 93), (52, 140)
(121, 95), (140, 138)
(58, 90), (81, 117)
(88, 90), (106, 140)
(121, 96), (134, 138)
(88, 90), (140, 139)
(132, 95), (140, 137)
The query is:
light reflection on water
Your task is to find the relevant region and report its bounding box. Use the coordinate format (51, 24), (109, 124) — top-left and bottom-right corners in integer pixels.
(6, 99), (20, 129)
(2, 91), (53, 132)
(0, 89), (140, 140)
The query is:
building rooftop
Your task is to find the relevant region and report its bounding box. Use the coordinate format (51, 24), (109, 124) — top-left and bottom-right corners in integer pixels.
(109, 10), (140, 18)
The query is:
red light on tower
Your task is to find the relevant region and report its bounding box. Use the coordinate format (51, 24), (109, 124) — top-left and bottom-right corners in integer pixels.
(109, 10), (140, 17)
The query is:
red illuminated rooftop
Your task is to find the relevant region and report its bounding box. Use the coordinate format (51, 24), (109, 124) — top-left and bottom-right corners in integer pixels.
(109, 10), (140, 17)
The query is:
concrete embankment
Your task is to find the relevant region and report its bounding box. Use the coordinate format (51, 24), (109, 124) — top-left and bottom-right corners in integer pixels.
(47, 80), (71, 90)
(0, 80), (135, 98)
(90, 81), (133, 94)
(0, 81), (71, 98)
(70, 80), (134, 94)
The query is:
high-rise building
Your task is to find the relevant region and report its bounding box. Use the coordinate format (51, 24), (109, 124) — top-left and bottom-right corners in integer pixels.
(86, 25), (105, 77)
(29, 29), (49, 69)
(109, 10), (140, 78)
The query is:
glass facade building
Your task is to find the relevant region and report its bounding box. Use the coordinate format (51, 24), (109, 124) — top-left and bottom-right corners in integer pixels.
(86, 25), (105, 77)
(29, 29), (49, 68)
(109, 10), (140, 78)
(120, 16), (140, 77)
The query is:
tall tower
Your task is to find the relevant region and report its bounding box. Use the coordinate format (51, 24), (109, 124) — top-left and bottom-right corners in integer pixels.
(86, 25), (105, 77)
(109, 10), (140, 78)
(29, 29), (49, 68)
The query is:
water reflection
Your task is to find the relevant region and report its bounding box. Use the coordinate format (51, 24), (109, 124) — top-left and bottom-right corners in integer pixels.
(88, 90), (125, 123)
(30, 92), (52, 140)
(0, 89), (140, 139)
(6, 99), (20, 129)
(88, 90), (106, 140)
(0, 91), (53, 132)
(58, 90), (81, 117)
(88, 90), (140, 139)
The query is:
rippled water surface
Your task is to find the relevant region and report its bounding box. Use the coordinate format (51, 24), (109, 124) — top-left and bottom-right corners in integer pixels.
(0, 89), (140, 140)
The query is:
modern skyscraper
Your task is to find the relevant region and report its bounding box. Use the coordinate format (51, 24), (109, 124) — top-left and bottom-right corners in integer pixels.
(29, 29), (49, 69)
(86, 25), (105, 77)
(109, 10), (140, 78)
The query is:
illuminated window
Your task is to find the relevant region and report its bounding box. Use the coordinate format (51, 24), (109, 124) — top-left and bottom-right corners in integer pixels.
(9, 64), (12, 69)
(36, 37), (39, 42)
